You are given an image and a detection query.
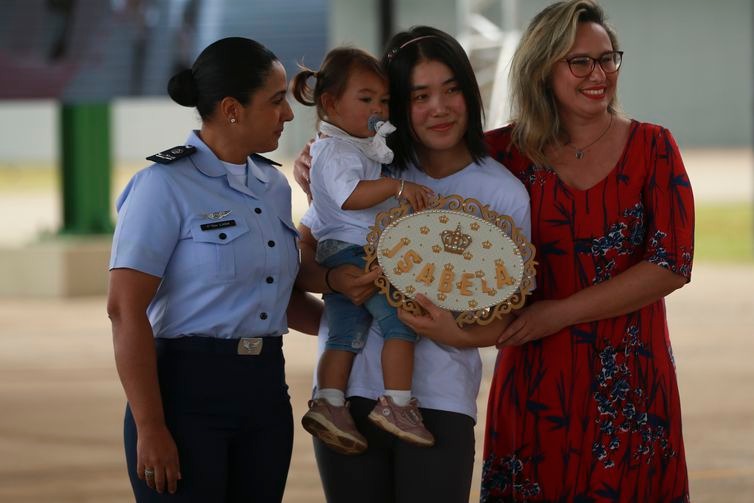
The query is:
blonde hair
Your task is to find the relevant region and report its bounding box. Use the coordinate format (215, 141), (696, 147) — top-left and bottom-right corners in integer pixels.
(509, 0), (620, 167)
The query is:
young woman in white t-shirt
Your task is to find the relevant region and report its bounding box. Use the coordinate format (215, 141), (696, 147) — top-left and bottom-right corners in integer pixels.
(295, 27), (531, 503)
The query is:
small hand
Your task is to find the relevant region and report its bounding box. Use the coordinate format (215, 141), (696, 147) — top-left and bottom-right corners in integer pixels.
(496, 300), (568, 348)
(293, 139), (314, 203)
(136, 423), (181, 494)
(399, 182), (435, 211)
(329, 264), (380, 305)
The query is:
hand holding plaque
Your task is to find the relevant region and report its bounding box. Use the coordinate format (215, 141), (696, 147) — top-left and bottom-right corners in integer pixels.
(364, 194), (536, 326)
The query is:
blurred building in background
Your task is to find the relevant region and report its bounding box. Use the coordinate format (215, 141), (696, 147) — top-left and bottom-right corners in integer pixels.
(0, 0), (328, 163)
(0, 0), (327, 101)
(0, 0), (751, 163)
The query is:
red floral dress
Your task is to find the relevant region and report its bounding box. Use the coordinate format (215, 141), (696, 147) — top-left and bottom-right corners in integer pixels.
(482, 121), (694, 502)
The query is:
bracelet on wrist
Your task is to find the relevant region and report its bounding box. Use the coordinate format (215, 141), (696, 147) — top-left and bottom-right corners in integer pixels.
(324, 268), (340, 294)
(395, 179), (405, 200)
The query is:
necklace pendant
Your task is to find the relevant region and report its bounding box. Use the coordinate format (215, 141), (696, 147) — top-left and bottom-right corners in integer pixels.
(575, 150), (584, 160)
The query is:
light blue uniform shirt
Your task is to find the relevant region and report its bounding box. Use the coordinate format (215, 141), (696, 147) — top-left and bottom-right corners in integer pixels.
(110, 130), (300, 339)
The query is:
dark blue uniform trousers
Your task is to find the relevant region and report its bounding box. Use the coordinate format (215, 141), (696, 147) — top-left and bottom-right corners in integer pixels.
(124, 337), (293, 502)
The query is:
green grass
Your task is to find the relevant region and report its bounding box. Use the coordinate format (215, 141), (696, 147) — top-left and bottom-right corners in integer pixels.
(1, 165), (751, 263)
(0, 164), (60, 191)
(0, 163), (142, 194)
(694, 202), (753, 262)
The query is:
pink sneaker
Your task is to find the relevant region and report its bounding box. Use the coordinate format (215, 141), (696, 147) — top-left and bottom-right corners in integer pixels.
(367, 396), (435, 447)
(301, 399), (368, 455)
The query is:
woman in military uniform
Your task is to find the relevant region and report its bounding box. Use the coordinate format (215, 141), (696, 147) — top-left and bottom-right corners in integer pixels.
(107, 37), (319, 502)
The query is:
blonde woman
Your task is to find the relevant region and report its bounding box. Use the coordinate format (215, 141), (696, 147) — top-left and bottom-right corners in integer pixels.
(478, 1), (693, 500)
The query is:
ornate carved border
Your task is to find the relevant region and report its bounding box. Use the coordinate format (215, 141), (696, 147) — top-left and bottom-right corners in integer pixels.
(364, 194), (537, 327)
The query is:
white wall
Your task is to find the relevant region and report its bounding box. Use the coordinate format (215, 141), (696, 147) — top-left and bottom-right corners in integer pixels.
(0, 101), (58, 164)
(0, 98), (316, 165)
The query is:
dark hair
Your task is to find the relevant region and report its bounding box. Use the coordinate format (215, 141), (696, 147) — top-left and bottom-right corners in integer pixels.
(167, 37), (279, 120)
(291, 47), (385, 121)
(381, 26), (486, 171)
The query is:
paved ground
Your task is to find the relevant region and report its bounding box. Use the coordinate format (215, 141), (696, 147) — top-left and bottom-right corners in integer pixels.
(0, 262), (753, 502)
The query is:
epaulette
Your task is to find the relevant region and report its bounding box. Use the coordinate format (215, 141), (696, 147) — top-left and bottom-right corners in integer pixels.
(251, 153), (282, 167)
(147, 145), (196, 164)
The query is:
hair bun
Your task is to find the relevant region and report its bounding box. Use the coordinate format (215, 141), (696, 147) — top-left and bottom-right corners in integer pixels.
(167, 68), (199, 107)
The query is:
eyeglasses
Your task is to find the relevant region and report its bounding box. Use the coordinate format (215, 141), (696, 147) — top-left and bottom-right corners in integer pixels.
(562, 51), (623, 78)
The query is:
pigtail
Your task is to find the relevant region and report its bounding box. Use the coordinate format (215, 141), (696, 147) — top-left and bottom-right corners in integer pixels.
(293, 48), (383, 122)
(291, 67), (317, 107)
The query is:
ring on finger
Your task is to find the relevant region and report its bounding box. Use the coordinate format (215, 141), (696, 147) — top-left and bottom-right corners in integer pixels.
(145, 468), (155, 478)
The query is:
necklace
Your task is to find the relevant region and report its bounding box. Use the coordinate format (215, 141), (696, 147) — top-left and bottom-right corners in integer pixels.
(565, 114), (613, 160)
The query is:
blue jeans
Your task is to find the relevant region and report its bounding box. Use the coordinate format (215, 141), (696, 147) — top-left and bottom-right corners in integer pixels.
(317, 239), (417, 353)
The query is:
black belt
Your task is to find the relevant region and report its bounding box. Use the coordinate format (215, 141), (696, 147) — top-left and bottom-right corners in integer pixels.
(155, 336), (282, 356)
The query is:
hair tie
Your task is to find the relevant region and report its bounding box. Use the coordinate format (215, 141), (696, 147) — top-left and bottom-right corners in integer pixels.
(386, 35), (439, 64)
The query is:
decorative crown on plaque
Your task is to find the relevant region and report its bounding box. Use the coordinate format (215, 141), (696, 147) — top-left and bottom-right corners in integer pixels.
(441, 224), (473, 255)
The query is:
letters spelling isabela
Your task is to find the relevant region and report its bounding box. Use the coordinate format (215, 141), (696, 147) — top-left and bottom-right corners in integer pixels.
(381, 223), (515, 301)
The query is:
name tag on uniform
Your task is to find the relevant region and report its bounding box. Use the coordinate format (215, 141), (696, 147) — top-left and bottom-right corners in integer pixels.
(200, 220), (236, 231)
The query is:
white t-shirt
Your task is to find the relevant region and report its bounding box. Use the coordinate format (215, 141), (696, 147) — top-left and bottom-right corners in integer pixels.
(309, 136), (396, 245)
(302, 156), (531, 421)
(222, 159), (247, 186)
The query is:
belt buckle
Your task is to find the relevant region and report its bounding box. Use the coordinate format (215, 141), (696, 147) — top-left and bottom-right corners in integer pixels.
(237, 337), (263, 355)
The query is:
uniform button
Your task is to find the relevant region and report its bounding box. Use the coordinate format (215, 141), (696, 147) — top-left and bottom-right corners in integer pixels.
(255, 208), (262, 214)
(266, 276), (274, 284)
(218, 232), (227, 240)
(268, 240), (275, 247)
(260, 312), (268, 320)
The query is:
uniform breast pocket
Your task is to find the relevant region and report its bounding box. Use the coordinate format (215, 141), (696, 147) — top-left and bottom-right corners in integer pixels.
(278, 216), (301, 278)
(189, 218), (250, 282)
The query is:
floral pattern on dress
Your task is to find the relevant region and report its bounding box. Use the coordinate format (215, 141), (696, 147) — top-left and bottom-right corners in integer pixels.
(481, 122), (694, 502)
(481, 454), (542, 501)
(592, 325), (677, 472)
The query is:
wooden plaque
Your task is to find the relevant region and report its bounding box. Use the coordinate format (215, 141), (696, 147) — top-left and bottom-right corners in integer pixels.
(364, 194), (536, 326)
